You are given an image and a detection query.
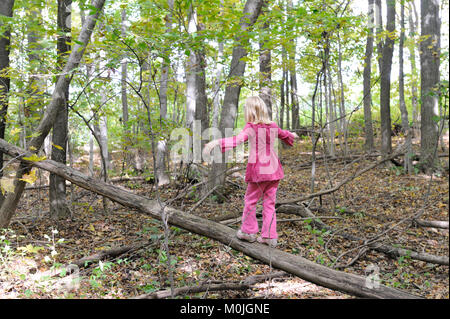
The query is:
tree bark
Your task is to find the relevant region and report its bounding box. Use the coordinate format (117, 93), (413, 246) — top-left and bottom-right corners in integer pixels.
(212, 39), (224, 129)
(374, 0), (383, 75)
(280, 43), (286, 129)
(379, 0), (395, 156)
(408, 2), (419, 137)
(259, 0), (272, 119)
(287, 0), (299, 131)
(155, 0), (174, 187)
(50, 0), (72, 219)
(419, 0), (441, 171)
(185, 4), (197, 133)
(398, 0), (413, 174)
(25, 6), (46, 143)
(363, 0), (375, 152)
(0, 139), (422, 299)
(0, 0), (106, 228)
(336, 32), (348, 156)
(121, 8), (131, 171)
(93, 108), (111, 174)
(0, 0), (14, 206)
(194, 23), (209, 146)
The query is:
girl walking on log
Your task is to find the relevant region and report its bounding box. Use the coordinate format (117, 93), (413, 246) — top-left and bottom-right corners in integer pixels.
(203, 96), (298, 247)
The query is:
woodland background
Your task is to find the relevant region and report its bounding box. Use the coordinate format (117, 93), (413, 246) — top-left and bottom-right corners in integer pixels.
(0, 0), (448, 299)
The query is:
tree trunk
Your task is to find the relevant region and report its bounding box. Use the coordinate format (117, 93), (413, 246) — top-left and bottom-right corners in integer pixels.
(324, 62), (335, 157)
(408, 2), (420, 137)
(285, 64), (290, 130)
(289, 68), (299, 131)
(0, 0), (106, 228)
(155, 0), (174, 187)
(195, 24), (209, 146)
(287, 0), (299, 130)
(398, 0), (413, 174)
(212, 40), (224, 129)
(0, 0), (14, 206)
(379, 0), (395, 156)
(25, 7), (45, 143)
(50, 0), (72, 220)
(419, 0), (441, 171)
(0, 139), (422, 299)
(374, 0), (383, 75)
(363, 0), (375, 152)
(336, 32), (348, 156)
(93, 111), (111, 175)
(121, 8), (131, 171)
(185, 4), (197, 133)
(259, 0), (272, 119)
(280, 47), (286, 129)
(209, 0), (264, 189)
(89, 135), (94, 176)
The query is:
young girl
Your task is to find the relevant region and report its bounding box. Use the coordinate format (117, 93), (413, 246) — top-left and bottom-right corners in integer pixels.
(203, 96), (298, 247)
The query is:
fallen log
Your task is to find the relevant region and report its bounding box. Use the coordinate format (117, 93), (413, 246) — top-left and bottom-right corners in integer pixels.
(135, 271), (288, 299)
(413, 219), (449, 230)
(277, 205), (449, 266)
(0, 139), (422, 299)
(70, 242), (150, 268)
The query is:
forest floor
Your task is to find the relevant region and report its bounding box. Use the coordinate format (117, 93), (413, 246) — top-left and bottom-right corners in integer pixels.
(0, 135), (448, 299)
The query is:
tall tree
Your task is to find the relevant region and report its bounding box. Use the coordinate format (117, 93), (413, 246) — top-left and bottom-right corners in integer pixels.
(0, 0), (14, 207)
(194, 22), (209, 142)
(49, 0), (72, 219)
(185, 4), (197, 133)
(419, 0), (441, 171)
(280, 45), (286, 129)
(374, 0), (383, 73)
(155, 0), (174, 187)
(408, 2), (419, 136)
(287, 0), (299, 130)
(398, 0), (412, 174)
(379, 0), (395, 155)
(0, 0), (107, 228)
(363, 0), (375, 151)
(121, 8), (131, 171)
(185, 3), (208, 167)
(25, 5), (46, 144)
(259, 0), (272, 119)
(209, 0), (264, 188)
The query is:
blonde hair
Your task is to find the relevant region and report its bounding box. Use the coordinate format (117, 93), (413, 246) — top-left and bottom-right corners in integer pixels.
(244, 96), (272, 124)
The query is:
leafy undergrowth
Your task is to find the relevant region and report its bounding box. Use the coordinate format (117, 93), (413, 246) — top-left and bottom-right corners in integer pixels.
(0, 137), (448, 299)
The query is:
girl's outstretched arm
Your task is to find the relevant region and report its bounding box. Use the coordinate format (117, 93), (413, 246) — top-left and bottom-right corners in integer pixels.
(202, 124), (250, 162)
(219, 125), (250, 153)
(277, 125), (298, 146)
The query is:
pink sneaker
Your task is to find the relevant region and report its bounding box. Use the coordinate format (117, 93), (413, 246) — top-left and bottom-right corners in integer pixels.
(236, 230), (257, 243)
(257, 236), (277, 247)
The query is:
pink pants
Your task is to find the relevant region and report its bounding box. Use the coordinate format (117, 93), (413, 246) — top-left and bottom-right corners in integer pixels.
(241, 180), (279, 239)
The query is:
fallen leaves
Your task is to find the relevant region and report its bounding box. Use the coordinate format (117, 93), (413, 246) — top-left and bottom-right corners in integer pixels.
(1, 138), (448, 299)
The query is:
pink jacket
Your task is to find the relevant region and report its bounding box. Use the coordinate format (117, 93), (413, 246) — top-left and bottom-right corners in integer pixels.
(219, 122), (295, 182)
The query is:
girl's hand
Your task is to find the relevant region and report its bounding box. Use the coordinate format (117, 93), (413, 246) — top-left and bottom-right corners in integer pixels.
(292, 132), (299, 139)
(202, 140), (220, 163)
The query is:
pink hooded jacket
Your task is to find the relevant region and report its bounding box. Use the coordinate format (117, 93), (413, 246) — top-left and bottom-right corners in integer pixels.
(219, 122), (295, 183)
